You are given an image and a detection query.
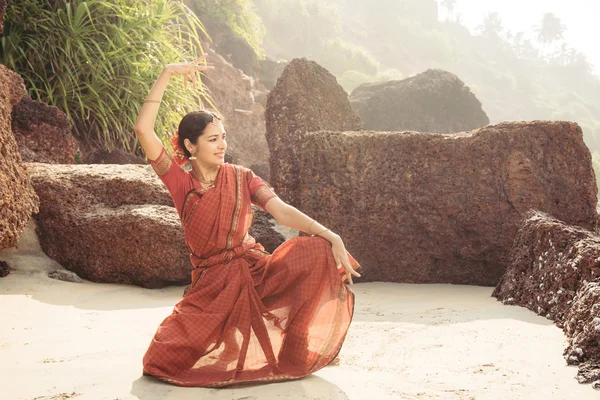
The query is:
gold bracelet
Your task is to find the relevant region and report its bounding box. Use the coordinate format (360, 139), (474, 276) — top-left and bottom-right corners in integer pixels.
(308, 220), (316, 235)
(144, 99), (161, 103)
(315, 228), (330, 237)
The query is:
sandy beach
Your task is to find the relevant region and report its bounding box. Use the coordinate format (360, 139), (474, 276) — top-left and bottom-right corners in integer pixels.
(0, 224), (596, 400)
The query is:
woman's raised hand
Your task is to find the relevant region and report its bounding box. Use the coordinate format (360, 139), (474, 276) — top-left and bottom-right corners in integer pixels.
(165, 54), (214, 89)
(331, 237), (361, 285)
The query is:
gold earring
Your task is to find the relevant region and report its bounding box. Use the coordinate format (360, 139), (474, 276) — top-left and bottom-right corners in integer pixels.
(189, 155), (197, 160)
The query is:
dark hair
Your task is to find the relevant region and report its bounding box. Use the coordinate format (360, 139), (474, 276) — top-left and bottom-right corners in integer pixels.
(177, 109), (222, 158)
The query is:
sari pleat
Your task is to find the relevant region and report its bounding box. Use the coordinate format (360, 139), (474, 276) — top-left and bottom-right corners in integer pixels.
(142, 161), (360, 387)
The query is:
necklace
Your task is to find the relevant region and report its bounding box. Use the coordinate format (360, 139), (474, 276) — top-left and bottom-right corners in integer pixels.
(191, 166), (219, 185)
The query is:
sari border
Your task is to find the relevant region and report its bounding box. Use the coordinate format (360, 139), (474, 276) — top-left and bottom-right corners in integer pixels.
(308, 280), (348, 373)
(226, 166), (243, 249)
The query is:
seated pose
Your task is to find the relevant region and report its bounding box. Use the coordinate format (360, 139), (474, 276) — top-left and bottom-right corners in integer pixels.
(134, 55), (361, 387)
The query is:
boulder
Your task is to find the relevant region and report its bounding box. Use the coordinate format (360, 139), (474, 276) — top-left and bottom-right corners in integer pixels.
(12, 96), (77, 164)
(349, 69), (489, 133)
(493, 211), (600, 384)
(564, 282), (600, 384)
(493, 211), (600, 321)
(249, 207), (285, 254)
(0, 65), (39, 250)
(297, 122), (597, 285)
(82, 148), (146, 165)
(26, 163), (192, 288)
(265, 58), (362, 207)
(203, 49), (270, 179)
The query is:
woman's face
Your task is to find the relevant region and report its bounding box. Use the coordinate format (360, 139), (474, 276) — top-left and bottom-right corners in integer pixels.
(187, 120), (227, 166)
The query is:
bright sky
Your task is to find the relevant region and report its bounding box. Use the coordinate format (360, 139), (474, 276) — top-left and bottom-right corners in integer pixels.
(437, 0), (600, 74)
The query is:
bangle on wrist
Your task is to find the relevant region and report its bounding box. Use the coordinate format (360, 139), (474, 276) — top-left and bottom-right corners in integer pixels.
(308, 219), (316, 235)
(314, 228), (330, 237)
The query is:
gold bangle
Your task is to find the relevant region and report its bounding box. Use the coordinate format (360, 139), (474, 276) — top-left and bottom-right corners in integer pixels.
(308, 220), (316, 235)
(144, 99), (161, 103)
(315, 228), (330, 237)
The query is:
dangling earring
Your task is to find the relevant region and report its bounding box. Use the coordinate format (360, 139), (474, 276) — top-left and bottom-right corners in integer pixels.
(189, 154), (197, 160)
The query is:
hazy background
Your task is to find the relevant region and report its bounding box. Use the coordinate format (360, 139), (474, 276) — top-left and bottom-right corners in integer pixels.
(444, 0), (600, 74)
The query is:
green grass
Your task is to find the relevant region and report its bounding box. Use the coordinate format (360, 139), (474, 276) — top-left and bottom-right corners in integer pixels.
(2, 0), (213, 154)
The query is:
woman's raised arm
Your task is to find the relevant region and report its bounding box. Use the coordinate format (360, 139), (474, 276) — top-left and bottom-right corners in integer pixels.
(134, 55), (214, 160)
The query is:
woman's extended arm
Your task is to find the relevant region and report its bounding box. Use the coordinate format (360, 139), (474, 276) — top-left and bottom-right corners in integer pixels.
(134, 55), (214, 160)
(265, 197), (361, 284)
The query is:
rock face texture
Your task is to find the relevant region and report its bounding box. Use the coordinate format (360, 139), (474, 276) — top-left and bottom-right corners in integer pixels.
(26, 163), (192, 288)
(82, 148), (146, 165)
(203, 49), (270, 178)
(297, 121), (597, 285)
(349, 69), (489, 133)
(12, 96), (77, 164)
(265, 58), (362, 207)
(0, 65), (39, 250)
(493, 211), (600, 384)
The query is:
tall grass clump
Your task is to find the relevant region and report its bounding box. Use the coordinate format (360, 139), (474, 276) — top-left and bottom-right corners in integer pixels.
(1, 0), (211, 153)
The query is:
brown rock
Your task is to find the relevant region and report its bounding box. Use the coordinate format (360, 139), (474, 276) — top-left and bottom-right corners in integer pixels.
(12, 96), (77, 164)
(298, 122), (597, 285)
(248, 207), (285, 254)
(493, 211), (600, 322)
(26, 162), (192, 288)
(203, 49), (270, 175)
(0, 260), (9, 277)
(493, 211), (600, 385)
(350, 69), (489, 133)
(83, 148), (146, 165)
(564, 282), (600, 372)
(0, 65), (39, 250)
(265, 58), (362, 207)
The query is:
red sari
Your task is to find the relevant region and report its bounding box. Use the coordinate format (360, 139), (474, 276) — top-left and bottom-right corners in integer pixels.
(142, 147), (360, 387)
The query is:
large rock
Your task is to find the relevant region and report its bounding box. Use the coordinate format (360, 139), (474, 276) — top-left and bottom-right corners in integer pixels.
(12, 96), (77, 164)
(297, 121), (597, 285)
(203, 49), (270, 179)
(493, 211), (600, 384)
(248, 207), (285, 253)
(266, 58), (362, 206)
(349, 69), (489, 133)
(26, 163), (192, 288)
(493, 211), (600, 322)
(564, 282), (600, 383)
(0, 65), (39, 250)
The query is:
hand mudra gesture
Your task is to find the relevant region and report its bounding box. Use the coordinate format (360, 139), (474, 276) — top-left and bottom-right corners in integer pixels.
(166, 53), (214, 89)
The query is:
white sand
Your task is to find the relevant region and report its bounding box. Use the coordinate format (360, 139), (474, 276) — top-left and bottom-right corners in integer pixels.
(0, 226), (597, 399)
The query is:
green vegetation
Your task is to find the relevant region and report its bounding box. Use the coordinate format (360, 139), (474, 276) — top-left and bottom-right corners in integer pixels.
(193, 0), (264, 55)
(1, 0), (210, 153)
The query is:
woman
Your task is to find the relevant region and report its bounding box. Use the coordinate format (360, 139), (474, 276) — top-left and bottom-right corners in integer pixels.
(134, 55), (361, 388)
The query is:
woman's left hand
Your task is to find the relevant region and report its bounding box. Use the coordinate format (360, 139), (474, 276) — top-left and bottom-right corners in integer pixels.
(165, 53), (214, 89)
(330, 237), (361, 284)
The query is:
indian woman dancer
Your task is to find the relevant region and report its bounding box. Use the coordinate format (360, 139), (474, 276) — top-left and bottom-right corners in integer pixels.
(134, 54), (361, 387)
